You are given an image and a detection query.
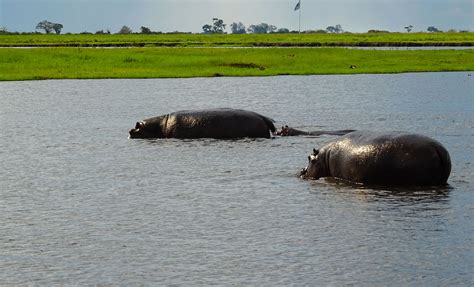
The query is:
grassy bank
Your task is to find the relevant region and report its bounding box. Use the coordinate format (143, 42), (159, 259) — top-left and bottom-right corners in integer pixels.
(0, 47), (473, 81)
(0, 32), (473, 47)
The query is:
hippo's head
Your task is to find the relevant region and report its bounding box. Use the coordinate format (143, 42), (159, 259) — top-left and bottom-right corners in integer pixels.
(129, 120), (165, 139)
(300, 148), (326, 180)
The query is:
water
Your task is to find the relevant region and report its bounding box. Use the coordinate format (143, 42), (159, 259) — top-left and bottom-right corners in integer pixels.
(1, 73), (473, 285)
(348, 46), (474, 50)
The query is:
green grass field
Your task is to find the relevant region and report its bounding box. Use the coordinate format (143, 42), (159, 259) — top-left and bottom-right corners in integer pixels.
(1, 32), (473, 47)
(1, 47), (472, 81)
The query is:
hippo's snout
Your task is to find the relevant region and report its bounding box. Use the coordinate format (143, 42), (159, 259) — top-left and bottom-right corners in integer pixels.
(299, 167), (307, 177)
(129, 128), (140, 139)
(129, 121), (145, 138)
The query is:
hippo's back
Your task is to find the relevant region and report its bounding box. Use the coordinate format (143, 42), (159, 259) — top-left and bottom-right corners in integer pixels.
(166, 108), (275, 139)
(328, 131), (451, 186)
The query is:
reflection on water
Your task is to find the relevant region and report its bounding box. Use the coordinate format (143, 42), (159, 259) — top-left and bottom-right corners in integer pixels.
(322, 176), (453, 196)
(0, 73), (473, 285)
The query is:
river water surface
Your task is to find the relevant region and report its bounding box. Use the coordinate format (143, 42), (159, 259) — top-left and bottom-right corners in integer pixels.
(1, 73), (473, 285)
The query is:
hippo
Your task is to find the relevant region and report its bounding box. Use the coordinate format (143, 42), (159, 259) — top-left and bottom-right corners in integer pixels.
(129, 108), (275, 139)
(275, 125), (355, 137)
(300, 131), (451, 186)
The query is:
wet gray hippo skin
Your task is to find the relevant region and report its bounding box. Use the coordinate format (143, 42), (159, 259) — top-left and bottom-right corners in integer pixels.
(276, 125), (355, 137)
(129, 108), (275, 139)
(300, 131), (451, 186)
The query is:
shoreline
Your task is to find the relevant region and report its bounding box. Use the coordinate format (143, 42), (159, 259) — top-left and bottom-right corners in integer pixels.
(4, 71), (472, 83)
(1, 42), (473, 48)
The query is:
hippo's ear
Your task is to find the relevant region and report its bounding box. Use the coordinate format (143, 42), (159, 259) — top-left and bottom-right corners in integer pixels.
(313, 148), (319, 155)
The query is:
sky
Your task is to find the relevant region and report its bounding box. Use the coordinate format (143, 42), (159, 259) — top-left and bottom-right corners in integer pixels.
(1, 0), (473, 34)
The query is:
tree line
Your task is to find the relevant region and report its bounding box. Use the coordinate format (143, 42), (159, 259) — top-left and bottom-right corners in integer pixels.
(203, 18), (342, 34)
(204, 19), (468, 34)
(0, 19), (470, 35)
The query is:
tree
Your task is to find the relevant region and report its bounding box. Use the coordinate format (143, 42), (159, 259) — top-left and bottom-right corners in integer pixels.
(326, 24), (343, 34)
(36, 20), (63, 34)
(230, 22), (246, 34)
(326, 26), (336, 33)
(36, 20), (54, 34)
(247, 23), (277, 34)
(118, 25), (133, 34)
(404, 25), (413, 33)
(268, 25), (277, 33)
(211, 18), (226, 33)
(52, 23), (63, 34)
(202, 24), (213, 34)
(202, 18), (226, 34)
(427, 26), (441, 32)
(276, 28), (290, 33)
(140, 26), (152, 34)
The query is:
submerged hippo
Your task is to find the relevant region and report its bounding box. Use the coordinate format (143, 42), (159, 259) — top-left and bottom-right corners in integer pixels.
(275, 125), (355, 137)
(129, 108), (275, 139)
(300, 131), (451, 186)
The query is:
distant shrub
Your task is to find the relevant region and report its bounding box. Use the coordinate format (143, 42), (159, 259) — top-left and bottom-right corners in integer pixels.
(427, 26), (441, 33)
(230, 22), (246, 34)
(276, 28), (290, 33)
(368, 30), (390, 33)
(117, 26), (133, 34)
(247, 23), (277, 34)
(303, 30), (327, 34)
(140, 26), (153, 34)
(95, 29), (111, 35)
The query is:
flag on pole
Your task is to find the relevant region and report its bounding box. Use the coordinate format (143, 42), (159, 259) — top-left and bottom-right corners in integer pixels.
(294, 0), (301, 11)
